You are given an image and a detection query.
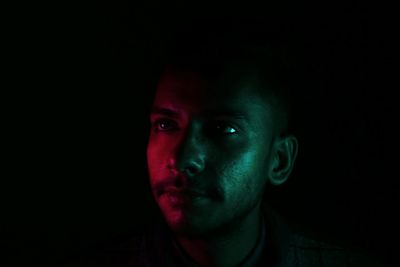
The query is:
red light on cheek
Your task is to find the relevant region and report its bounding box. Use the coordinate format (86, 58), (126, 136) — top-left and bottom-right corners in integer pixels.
(147, 143), (169, 183)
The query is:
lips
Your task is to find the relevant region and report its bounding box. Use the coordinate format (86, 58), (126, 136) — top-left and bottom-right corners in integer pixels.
(161, 187), (209, 206)
(164, 187), (208, 197)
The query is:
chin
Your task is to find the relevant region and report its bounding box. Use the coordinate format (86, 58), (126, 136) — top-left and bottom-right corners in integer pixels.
(163, 211), (212, 237)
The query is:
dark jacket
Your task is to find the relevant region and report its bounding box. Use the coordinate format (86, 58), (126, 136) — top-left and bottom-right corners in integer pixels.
(63, 211), (387, 267)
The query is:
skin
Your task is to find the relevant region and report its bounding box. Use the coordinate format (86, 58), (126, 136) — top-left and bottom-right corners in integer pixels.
(146, 68), (298, 267)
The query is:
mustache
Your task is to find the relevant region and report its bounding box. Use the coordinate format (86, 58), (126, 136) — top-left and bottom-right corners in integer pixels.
(153, 177), (222, 200)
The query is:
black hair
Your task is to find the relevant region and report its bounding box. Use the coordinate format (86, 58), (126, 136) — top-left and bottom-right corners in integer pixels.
(158, 19), (298, 134)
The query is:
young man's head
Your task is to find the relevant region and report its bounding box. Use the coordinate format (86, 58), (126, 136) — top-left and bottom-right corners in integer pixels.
(146, 29), (298, 238)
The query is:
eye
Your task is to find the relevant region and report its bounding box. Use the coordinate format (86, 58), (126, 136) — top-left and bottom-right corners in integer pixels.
(152, 119), (179, 132)
(214, 121), (238, 135)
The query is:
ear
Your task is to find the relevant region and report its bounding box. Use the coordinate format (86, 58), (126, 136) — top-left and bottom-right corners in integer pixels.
(268, 134), (298, 186)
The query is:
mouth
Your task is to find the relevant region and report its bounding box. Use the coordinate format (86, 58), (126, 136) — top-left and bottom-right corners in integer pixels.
(169, 186), (206, 193)
(155, 182), (208, 196)
(160, 187), (209, 205)
(164, 187), (208, 197)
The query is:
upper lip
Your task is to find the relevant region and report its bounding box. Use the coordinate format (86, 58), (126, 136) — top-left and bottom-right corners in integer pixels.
(163, 187), (209, 197)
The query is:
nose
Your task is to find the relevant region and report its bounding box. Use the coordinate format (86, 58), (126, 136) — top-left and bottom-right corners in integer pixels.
(169, 125), (206, 177)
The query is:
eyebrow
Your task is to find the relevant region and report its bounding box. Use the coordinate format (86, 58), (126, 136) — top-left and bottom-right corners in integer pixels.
(150, 107), (181, 118)
(203, 109), (247, 120)
(150, 106), (248, 121)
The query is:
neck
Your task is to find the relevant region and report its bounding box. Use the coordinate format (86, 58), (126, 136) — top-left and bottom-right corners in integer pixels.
(175, 203), (263, 267)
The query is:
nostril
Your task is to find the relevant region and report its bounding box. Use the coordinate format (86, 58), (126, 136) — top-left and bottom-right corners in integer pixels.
(185, 166), (198, 176)
(167, 158), (176, 168)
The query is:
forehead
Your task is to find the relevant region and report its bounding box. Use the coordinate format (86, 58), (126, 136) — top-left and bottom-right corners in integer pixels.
(153, 70), (272, 115)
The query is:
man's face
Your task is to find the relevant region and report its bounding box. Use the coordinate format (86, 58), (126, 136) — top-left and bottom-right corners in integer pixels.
(147, 69), (280, 237)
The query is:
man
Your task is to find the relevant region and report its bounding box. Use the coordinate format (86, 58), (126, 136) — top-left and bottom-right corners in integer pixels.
(144, 29), (299, 266)
(63, 23), (387, 267)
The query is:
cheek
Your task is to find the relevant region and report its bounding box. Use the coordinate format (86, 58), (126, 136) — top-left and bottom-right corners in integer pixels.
(219, 147), (269, 198)
(146, 141), (166, 181)
(146, 136), (178, 180)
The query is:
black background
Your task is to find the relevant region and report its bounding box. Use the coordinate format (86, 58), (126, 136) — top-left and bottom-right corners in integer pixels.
(2, 1), (397, 266)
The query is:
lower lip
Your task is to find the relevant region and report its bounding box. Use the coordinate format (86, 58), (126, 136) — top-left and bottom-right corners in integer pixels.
(163, 191), (207, 206)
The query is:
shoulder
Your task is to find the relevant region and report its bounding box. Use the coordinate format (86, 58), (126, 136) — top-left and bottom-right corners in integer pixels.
(61, 223), (168, 267)
(262, 206), (389, 266)
(285, 233), (388, 267)
(61, 235), (144, 267)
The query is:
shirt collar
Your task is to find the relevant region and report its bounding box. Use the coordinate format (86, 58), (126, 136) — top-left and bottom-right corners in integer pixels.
(169, 217), (267, 267)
